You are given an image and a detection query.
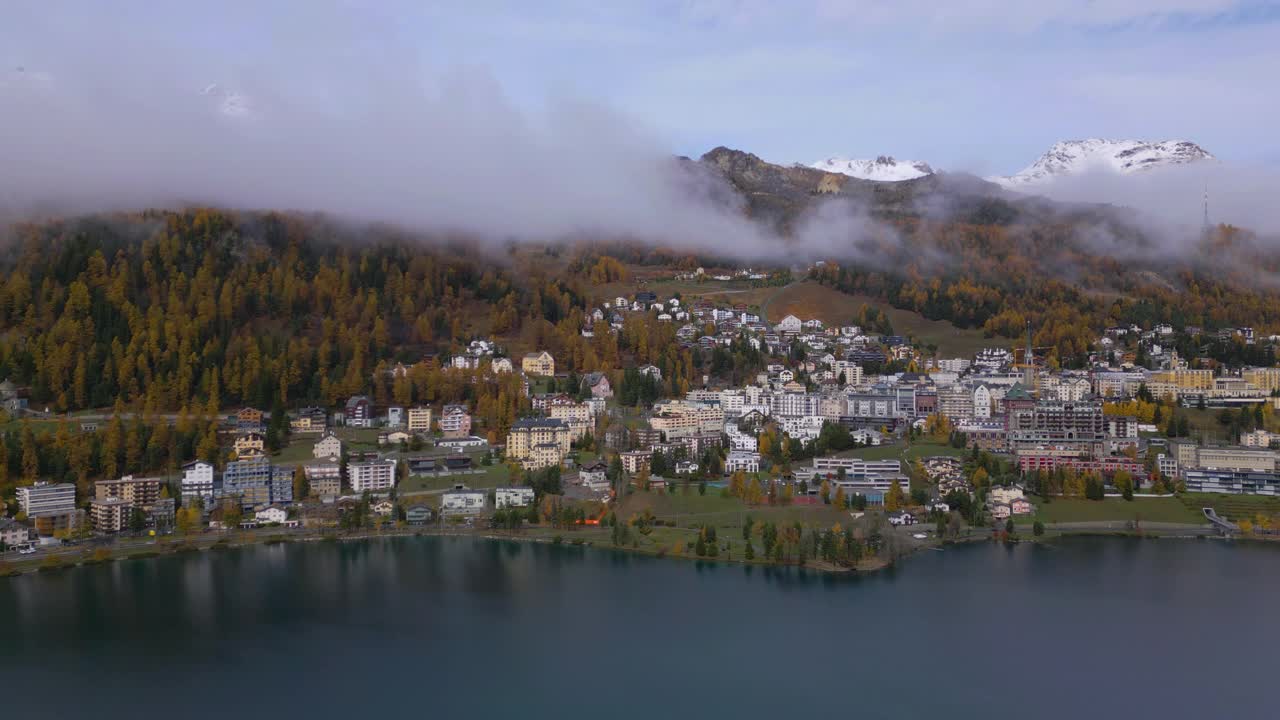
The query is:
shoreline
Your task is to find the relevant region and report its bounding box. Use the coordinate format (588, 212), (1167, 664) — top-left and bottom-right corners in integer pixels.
(2, 521), (1270, 579)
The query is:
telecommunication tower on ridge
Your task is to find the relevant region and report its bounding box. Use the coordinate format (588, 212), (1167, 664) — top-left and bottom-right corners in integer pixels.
(1202, 181), (1211, 240)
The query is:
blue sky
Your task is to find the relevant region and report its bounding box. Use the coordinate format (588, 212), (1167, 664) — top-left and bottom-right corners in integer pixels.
(5, 0), (1280, 176)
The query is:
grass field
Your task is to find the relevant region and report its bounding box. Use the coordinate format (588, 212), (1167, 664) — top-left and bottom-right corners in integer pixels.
(761, 281), (995, 357)
(1175, 408), (1237, 445)
(1180, 493), (1280, 522)
(1023, 496), (1203, 525)
(398, 463), (511, 494)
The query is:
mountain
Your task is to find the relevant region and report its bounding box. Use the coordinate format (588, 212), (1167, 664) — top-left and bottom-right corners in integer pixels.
(807, 156), (934, 182)
(993, 139), (1214, 187)
(697, 146), (1031, 231)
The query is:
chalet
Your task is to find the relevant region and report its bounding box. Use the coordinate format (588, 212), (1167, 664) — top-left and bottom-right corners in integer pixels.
(522, 351), (556, 377)
(233, 432), (266, 458)
(583, 372), (613, 399)
(776, 315), (802, 333)
(255, 506), (289, 525)
(406, 505), (434, 525)
(237, 407), (265, 430)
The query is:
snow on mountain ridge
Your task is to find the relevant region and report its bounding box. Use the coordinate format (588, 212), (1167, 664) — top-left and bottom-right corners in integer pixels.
(807, 155), (934, 182)
(993, 138), (1213, 187)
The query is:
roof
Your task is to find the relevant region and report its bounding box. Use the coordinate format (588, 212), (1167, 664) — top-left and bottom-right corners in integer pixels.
(511, 417), (568, 430)
(1005, 383), (1032, 400)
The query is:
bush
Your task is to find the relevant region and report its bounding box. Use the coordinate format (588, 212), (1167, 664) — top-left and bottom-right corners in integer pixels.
(1032, 520), (1045, 536)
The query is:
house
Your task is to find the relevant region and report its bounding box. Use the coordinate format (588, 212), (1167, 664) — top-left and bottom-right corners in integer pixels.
(345, 395), (373, 428)
(441, 490), (486, 516)
(776, 315), (802, 333)
(233, 432), (266, 458)
(290, 407), (328, 434)
(236, 407), (265, 430)
(583, 372), (613, 398)
(378, 430), (412, 446)
(256, 506), (289, 525)
(0, 517), (31, 548)
(579, 460), (609, 490)
(349, 460), (397, 493)
(371, 499), (396, 517)
(637, 363), (665, 381)
(1010, 497), (1035, 515)
(522, 351), (556, 377)
(927, 501), (951, 514)
(313, 432), (343, 461)
(495, 487), (536, 509)
(888, 512), (917, 526)
(490, 357), (514, 373)
(406, 505), (434, 525)
(990, 503), (1012, 520)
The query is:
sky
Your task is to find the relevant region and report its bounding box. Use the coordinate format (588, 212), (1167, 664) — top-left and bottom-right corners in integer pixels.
(3, 1), (1279, 174)
(1, 1), (1278, 247)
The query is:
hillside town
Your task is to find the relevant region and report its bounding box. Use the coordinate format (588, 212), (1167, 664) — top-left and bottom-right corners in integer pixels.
(4, 286), (1280, 558)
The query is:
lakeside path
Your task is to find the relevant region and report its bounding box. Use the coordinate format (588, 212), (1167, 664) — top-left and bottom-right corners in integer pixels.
(0, 518), (1243, 578)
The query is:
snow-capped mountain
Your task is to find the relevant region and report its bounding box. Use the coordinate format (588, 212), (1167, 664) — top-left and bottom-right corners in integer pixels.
(201, 83), (252, 118)
(808, 156), (934, 182)
(993, 139), (1213, 187)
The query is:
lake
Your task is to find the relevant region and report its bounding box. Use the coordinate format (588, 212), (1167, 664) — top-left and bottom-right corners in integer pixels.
(2, 536), (1276, 718)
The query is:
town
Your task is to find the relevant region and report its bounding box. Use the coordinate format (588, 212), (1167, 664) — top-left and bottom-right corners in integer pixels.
(4, 280), (1280, 568)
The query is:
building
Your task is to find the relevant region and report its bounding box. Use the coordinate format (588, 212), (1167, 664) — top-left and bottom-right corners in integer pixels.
(17, 482), (78, 535)
(90, 497), (132, 533)
(406, 505), (434, 525)
(290, 407), (328, 434)
(495, 487), (536, 509)
(506, 417), (572, 470)
(256, 506), (289, 524)
(440, 404), (472, 439)
(222, 456), (292, 509)
(1, 517), (31, 548)
(724, 451), (760, 474)
(441, 490), (486, 516)
(95, 475), (163, 509)
(620, 450), (651, 475)
(1194, 446), (1277, 473)
(181, 461), (215, 501)
(387, 406), (405, 428)
(522, 351), (556, 376)
(548, 401), (593, 443)
(236, 407), (265, 430)
(349, 459), (397, 493)
(344, 395), (373, 428)
(583, 372), (613, 398)
(1241, 428), (1276, 448)
(649, 400), (725, 439)
(304, 462), (343, 499)
(407, 406), (433, 433)
(313, 432), (343, 461)
(1149, 368), (1214, 391)
(1184, 468), (1280, 495)
(233, 432), (266, 458)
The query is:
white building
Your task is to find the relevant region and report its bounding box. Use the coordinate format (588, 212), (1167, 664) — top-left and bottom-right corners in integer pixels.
(349, 460), (397, 493)
(180, 460), (215, 501)
(495, 487), (536, 509)
(387, 406), (404, 428)
(776, 315), (802, 333)
(16, 482), (76, 519)
(724, 451), (761, 474)
(256, 506), (288, 524)
(442, 490), (486, 516)
(313, 432), (343, 461)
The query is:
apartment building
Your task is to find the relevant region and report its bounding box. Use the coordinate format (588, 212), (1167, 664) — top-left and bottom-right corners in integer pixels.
(303, 462), (343, 499)
(181, 461), (215, 501)
(407, 406), (434, 433)
(506, 417), (572, 469)
(95, 475), (163, 509)
(223, 456), (292, 509)
(521, 351), (556, 377)
(440, 404), (472, 439)
(17, 482), (78, 534)
(649, 401), (725, 439)
(90, 497), (132, 533)
(349, 459), (397, 493)
(549, 401), (593, 443)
